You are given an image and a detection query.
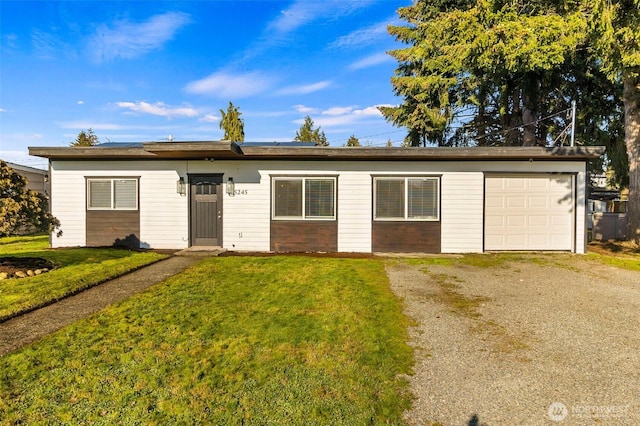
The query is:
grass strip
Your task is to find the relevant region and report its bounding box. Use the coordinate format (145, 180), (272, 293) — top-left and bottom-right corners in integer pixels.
(0, 236), (167, 321)
(0, 256), (413, 425)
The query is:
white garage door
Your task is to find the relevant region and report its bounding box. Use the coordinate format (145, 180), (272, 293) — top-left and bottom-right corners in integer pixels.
(485, 174), (574, 251)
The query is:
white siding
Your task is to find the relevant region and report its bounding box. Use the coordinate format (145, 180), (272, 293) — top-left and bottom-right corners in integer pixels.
(138, 167), (189, 249)
(49, 161), (86, 247)
(575, 169), (587, 254)
(48, 158), (590, 254)
(441, 173), (484, 253)
(337, 172), (372, 252)
(221, 167), (270, 252)
(49, 161), (190, 249)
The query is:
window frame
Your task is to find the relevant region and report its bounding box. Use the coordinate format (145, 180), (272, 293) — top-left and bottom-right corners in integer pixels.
(86, 177), (139, 211)
(271, 176), (337, 220)
(373, 176), (440, 221)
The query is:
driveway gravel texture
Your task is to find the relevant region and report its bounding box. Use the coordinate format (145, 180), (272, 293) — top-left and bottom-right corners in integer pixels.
(387, 255), (639, 425)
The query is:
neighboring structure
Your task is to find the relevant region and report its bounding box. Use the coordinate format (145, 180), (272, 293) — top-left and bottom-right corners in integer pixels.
(29, 142), (604, 254)
(588, 173), (628, 240)
(5, 161), (48, 196)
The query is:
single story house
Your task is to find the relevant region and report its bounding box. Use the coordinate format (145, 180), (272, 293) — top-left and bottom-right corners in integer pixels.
(5, 161), (48, 196)
(29, 141), (604, 254)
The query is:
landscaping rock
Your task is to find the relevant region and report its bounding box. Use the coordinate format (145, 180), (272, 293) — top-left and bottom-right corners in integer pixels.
(0, 257), (56, 279)
(0, 272), (7, 280)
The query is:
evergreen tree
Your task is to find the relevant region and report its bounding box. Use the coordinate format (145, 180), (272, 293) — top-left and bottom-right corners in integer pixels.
(219, 101), (245, 142)
(346, 135), (361, 147)
(70, 128), (99, 146)
(380, 0), (587, 146)
(294, 116), (328, 146)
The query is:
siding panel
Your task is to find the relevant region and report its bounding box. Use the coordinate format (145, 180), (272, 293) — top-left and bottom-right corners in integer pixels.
(86, 210), (140, 247)
(440, 172), (484, 253)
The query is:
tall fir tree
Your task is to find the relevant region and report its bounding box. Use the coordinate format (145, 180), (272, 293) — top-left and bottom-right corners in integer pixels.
(70, 129), (99, 146)
(380, 0), (587, 147)
(219, 101), (245, 143)
(294, 116), (328, 146)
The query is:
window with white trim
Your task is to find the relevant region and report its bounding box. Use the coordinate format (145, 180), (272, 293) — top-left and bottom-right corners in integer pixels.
(272, 177), (336, 219)
(87, 178), (138, 210)
(374, 177), (439, 220)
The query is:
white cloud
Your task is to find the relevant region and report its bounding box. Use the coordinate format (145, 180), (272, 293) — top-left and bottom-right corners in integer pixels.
(349, 52), (393, 71)
(200, 114), (219, 123)
(31, 28), (68, 58)
(185, 71), (275, 98)
(276, 80), (332, 96)
(329, 19), (392, 49)
(0, 108), (6, 113)
(268, 1), (319, 34)
(77, 100), (84, 105)
(268, 1), (371, 34)
(294, 105), (319, 114)
(88, 12), (191, 63)
(322, 106), (355, 116)
(310, 104), (388, 127)
(116, 101), (198, 118)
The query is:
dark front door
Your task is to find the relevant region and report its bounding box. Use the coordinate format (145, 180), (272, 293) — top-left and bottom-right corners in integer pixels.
(190, 175), (223, 246)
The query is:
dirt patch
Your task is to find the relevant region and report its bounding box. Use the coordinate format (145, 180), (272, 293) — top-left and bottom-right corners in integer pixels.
(0, 257), (56, 277)
(588, 240), (640, 256)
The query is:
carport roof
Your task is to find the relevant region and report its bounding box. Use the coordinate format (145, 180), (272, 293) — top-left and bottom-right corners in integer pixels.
(29, 141), (605, 161)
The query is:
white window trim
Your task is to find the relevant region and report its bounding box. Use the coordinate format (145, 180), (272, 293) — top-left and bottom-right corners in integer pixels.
(272, 176), (337, 220)
(86, 178), (139, 211)
(373, 176), (440, 221)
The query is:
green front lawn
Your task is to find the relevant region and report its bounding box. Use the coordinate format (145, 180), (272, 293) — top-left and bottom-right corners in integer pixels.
(0, 235), (167, 321)
(0, 256), (413, 425)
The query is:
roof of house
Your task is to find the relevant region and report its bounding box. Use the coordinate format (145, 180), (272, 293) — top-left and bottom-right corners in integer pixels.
(4, 161), (47, 174)
(29, 141), (605, 161)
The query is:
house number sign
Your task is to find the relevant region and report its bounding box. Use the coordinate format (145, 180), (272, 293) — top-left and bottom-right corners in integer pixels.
(233, 189), (248, 196)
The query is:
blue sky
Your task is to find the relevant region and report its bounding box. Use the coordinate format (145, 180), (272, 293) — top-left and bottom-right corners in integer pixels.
(0, 0), (410, 169)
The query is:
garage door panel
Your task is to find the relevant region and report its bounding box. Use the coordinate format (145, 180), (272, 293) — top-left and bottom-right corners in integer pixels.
(506, 179), (526, 189)
(485, 197), (504, 209)
(485, 175), (574, 251)
(506, 215), (525, 227)
(529, 196), (549, 208)
(507, 197), (526, 208)
(529, 215), (548, 227)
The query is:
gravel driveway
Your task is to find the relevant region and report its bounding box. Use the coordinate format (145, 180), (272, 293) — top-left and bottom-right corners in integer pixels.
(387, 255), (640, 425)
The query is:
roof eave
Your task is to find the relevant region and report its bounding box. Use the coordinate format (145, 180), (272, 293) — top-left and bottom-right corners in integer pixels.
(239, 146), (606, 160)
(28, 147), (157, 160)
(28, 145), (605, 161)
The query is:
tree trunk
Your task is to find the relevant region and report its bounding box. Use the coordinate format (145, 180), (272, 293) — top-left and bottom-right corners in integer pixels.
(522, 73), (540, 146)
(522, 100), (538, 146)
(623, 71), (640, 245)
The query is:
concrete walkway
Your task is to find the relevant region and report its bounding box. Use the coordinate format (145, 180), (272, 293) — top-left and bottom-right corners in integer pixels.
(0, 253), (213, 357)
